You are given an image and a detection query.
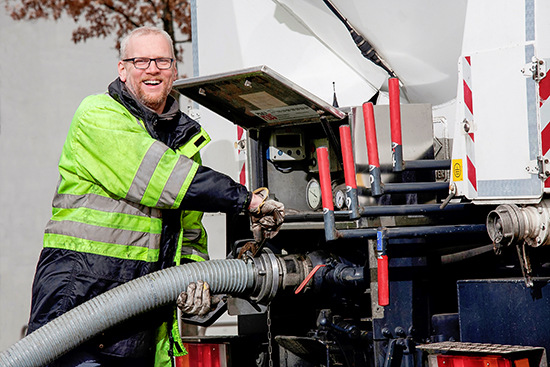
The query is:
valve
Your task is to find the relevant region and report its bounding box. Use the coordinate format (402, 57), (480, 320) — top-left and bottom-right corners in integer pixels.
(486, 200), (550, 287)
(316, 310), (365, 340)
(229, 249), (365, 315)
(486, 201), (550, 251)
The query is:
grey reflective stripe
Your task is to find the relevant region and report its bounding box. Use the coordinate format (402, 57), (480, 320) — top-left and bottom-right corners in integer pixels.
(525, 0), (534, 42)
(45, 219), (161, 250)
(127, 141), (168, 202)
(478, 178), (542, 197)
(180, 246), (209, 260)
(53, 192), (162, 219)
(134, 116), (145, 130)
(156, 155), (195, 206)
(182, 228), (202, 242)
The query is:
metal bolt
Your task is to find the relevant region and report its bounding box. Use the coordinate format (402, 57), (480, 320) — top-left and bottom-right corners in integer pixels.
(395, 326), (406, 337)
(463, 121), (470, 133)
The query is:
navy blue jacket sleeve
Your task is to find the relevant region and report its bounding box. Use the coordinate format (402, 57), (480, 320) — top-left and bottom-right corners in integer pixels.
(181, 165), (250, 215)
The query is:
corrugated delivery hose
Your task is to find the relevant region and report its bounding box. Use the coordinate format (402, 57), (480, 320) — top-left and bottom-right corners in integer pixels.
(0, 259), (256, 367)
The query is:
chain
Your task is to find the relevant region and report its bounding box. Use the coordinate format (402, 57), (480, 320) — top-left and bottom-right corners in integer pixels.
(267, 304), (274, 367)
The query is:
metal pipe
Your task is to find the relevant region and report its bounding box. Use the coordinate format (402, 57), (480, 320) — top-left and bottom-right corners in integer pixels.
(284, 212), (348, 222)
(339, 125), (360, 219)
(334, 224), (487, 240)
(362, 102), (383, 196)
(389, 78), (404, 172)
(401, 159), (451, 170)
(377, 181), (449, 193)
(284, 203), (472, 223)
(384, 224), (487, 238)
(356, 160), (451, 173)
(360, 203), (469, 216)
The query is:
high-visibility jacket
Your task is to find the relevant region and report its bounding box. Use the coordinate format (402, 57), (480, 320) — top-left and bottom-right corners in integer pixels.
(27, 79), (250, 364)
(44, 92), (211, 263)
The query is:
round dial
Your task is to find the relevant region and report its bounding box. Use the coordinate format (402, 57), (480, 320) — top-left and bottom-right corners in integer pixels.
(306, 179), (322, 210)
(334, 189), (346, 209)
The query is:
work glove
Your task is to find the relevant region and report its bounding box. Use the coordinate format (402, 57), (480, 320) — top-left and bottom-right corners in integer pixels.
(248, 187), (285, 243)
(177, 280), (219, 317)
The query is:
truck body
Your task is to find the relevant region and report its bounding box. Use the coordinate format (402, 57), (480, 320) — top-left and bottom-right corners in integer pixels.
(173, 1), (550, 366)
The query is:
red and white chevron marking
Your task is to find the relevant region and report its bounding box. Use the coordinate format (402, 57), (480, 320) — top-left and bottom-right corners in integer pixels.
(463, 56), (477, 193)
(540, 74), (550, 188)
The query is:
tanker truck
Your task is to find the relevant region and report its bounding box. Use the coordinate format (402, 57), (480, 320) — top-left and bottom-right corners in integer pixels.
(3, 1), (549, 366)
(170, 0), (550, 366)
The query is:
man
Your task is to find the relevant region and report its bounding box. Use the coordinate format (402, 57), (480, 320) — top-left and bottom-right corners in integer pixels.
(27, 26), (284, 366)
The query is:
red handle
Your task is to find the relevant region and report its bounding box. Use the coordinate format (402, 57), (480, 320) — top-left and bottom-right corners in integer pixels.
(389, 77), (402, 146)
(295, 264), (326, 294)
(339, 125), (357, 189)
(362, 102), (380, 167)
(377, 255), (389, 306)
(316, 147), (334, 211)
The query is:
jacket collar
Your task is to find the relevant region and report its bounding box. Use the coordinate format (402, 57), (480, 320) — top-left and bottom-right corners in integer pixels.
(108, 78), (201, 150)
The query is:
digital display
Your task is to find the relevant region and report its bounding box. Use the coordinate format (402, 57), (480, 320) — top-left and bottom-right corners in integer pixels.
(276, 134), (301, 148)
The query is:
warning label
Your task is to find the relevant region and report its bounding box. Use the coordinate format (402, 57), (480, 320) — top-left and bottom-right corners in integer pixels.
(251, 104), (319, 123)
(452, 159), (463, 181)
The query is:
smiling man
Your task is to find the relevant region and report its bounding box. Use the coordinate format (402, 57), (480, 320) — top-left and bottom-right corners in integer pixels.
(118, 29), (177, 114)
(26, 27), (284, 367)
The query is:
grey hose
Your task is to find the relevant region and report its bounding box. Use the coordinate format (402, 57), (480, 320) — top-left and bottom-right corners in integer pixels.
(0, 259), (256, 367)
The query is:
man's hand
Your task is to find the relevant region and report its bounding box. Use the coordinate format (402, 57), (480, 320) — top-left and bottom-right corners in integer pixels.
(177, 280), (215, 316)
(248, 188), (285, 243)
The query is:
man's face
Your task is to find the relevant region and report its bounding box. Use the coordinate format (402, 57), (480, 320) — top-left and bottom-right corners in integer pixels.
(118, 33), (177, 114)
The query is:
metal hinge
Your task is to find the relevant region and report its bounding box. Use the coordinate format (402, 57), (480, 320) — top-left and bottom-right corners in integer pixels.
(522, 57), (547, 82)
(526, 156), (550, 180)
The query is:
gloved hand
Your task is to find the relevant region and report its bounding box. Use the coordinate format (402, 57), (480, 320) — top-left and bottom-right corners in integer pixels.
(177, 280), (217, 317)
(248, 187), (285, 243)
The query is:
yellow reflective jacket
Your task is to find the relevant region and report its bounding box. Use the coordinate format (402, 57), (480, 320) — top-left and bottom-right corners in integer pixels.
(29, 79), (250, 364)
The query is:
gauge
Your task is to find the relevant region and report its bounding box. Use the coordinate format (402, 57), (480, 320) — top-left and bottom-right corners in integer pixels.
(306, 179), (322, 210)
(334, 189), (346, 209)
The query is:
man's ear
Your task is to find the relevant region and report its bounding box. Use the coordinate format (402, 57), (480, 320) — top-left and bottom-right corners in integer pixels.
(118, 60), (127, 82)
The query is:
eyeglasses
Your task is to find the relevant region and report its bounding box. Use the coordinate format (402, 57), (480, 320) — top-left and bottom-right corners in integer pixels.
(122, 57), (174, 70)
